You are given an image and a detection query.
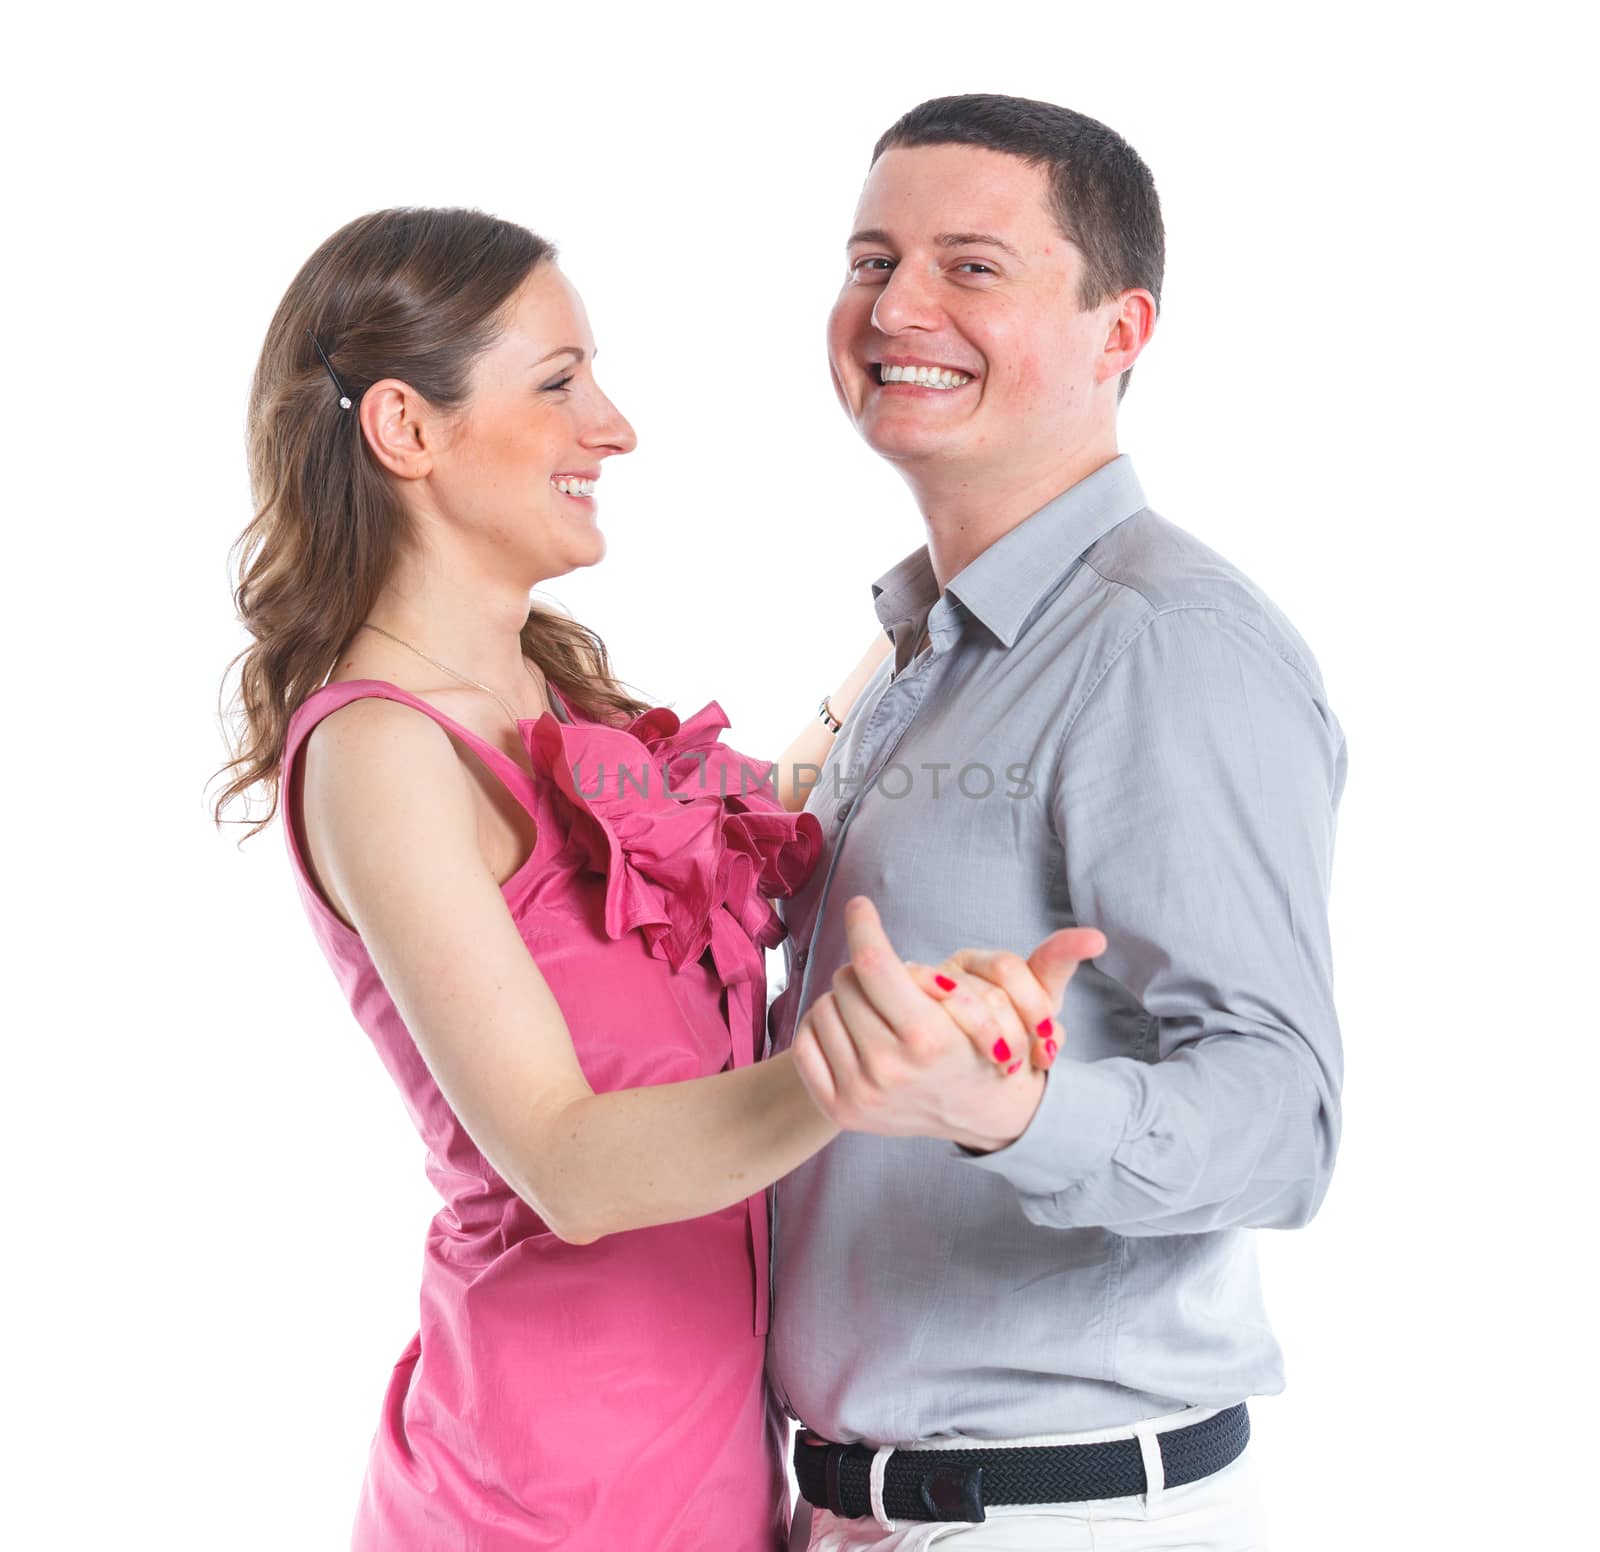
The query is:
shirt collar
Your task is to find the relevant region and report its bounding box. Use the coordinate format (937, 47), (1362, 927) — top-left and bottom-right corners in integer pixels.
(871, 454), (1148, 654)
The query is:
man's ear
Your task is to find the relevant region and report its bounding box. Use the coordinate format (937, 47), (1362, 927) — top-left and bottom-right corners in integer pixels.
(358, 379), (437, 480)
(1097, 289), (1157, 388)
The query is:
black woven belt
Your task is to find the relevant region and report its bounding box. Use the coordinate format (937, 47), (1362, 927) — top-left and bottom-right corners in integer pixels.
(794, 1403), (1249, 1524)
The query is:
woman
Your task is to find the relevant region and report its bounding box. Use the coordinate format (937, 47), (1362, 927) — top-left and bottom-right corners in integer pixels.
(212, 206), (1050, 1551)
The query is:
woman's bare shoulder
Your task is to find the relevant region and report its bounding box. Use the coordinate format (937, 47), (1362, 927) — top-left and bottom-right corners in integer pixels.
(298, 695), (481, 928)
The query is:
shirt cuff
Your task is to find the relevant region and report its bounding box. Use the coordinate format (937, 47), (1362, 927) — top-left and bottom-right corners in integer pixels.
(949, 1056), (1134, 1198)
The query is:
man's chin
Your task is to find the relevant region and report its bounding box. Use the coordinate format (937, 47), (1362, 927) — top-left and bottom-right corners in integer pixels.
(856, 416), (965, 465)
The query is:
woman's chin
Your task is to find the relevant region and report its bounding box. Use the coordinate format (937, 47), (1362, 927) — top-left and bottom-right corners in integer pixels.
(523, 533), (604, 585)
(563, 529), (607, 569)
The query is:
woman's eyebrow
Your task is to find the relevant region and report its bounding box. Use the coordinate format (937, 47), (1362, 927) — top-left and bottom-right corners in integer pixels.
(532, 346), (586, 367)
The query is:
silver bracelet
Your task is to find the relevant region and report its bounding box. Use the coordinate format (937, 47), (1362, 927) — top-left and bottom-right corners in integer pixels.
(817, 695), (843, 734)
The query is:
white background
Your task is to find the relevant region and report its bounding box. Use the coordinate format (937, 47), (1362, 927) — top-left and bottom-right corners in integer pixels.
(6, 3), (1594, 1547)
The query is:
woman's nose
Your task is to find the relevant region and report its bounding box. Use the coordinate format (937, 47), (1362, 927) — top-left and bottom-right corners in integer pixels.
(584, 393), (637, 456)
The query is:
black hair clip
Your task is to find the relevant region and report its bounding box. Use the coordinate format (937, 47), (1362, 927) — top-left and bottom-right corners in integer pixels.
(306, 327), (353, 410)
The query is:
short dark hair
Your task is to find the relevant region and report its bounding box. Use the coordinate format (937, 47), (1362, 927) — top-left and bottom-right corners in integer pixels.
(872, 94), (1164, 403)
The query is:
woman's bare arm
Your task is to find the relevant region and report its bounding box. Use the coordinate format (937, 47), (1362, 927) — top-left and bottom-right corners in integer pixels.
(301, 698), (840, 1245)
(772, 631), (893, 812)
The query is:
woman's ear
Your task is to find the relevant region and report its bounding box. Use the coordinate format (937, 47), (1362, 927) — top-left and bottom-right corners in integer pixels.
(358, 379), (437, 480)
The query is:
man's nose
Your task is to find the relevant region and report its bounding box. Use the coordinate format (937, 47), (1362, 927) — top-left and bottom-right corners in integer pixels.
(870, 262), (943, 335)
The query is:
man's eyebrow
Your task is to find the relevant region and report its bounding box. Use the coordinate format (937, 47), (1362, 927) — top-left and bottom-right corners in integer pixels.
(845, 229), (1023, 260)
(935, 231), (1023, 260)
(532, 346), (587, 367)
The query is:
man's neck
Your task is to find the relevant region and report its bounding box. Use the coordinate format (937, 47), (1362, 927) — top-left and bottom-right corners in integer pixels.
(904, 439), (1121, 591)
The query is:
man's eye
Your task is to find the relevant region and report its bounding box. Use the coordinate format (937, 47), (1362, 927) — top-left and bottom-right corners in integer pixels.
(543, 375), (575, 392)
(851, 256), (893, 275)
(956, 262), (995, 275)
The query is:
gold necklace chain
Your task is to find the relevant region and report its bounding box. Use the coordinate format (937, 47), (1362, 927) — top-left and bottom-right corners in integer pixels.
(357, 622), (547, 734)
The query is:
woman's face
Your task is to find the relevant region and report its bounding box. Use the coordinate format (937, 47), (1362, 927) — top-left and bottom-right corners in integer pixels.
(416, 263), (636, 583)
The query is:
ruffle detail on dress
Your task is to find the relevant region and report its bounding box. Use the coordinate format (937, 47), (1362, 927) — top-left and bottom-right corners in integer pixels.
(525, 701), (822, 986)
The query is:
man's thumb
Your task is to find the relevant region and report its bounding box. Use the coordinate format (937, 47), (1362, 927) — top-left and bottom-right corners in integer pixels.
(1029, 926), (1107, 1005)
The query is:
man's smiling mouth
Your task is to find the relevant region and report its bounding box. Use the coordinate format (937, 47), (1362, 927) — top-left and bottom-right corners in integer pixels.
(872, 358), (975, 391)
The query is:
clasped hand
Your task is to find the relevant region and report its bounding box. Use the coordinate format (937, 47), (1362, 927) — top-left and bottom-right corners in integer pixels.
(791, 896), (1107, 1154)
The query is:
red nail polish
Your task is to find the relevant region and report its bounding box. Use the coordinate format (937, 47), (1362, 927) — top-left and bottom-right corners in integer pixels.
(992, 1037), (1012, 1062)
(1036, 1017), (1053, 1037)
(1044, 1038), (1058, 1060)
(935, 974), (957, 992)
(1006, 1059), (1022, 1075)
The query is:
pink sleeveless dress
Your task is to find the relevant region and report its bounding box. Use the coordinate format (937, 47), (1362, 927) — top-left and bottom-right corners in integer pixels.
(280, 677), (822, 1551)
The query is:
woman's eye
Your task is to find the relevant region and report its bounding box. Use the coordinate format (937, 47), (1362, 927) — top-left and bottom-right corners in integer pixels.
(543, 374), (575, 393)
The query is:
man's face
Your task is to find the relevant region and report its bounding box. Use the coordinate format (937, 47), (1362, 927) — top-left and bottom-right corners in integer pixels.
(827, 143), (1114, 475)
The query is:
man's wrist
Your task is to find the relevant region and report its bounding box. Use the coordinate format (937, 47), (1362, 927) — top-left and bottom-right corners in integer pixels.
(949, 1074), (1047, 1154)
(951, 1056), (1135, 1197)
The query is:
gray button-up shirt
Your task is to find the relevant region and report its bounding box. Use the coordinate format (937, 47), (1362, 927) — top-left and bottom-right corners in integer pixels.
(767, 454), (1347, 1444)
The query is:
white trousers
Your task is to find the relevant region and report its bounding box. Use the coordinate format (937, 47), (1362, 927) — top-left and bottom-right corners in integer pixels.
(788, 1405), (1268, 1552)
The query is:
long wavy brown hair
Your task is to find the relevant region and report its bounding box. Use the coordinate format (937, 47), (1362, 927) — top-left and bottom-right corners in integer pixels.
(211, 206), (653, 843)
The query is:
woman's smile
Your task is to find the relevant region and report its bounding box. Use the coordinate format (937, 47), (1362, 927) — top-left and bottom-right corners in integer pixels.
(550, 471), (600, 511)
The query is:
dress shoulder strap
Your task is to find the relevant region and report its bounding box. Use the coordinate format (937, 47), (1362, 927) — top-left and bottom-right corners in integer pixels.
(281, 677), (565, 937)
(285, 677), (555, 820)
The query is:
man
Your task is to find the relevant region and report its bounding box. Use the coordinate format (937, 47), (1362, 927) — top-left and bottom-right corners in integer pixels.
(770, 95), (1347, 1549)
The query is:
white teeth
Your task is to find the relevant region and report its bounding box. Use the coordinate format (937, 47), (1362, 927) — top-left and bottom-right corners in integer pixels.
(552, 477), (598, 497)
(880, 364), (971, 389)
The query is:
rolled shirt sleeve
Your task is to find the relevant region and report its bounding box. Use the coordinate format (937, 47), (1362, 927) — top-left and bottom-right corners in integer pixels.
(956, 603), (1347, 1236)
